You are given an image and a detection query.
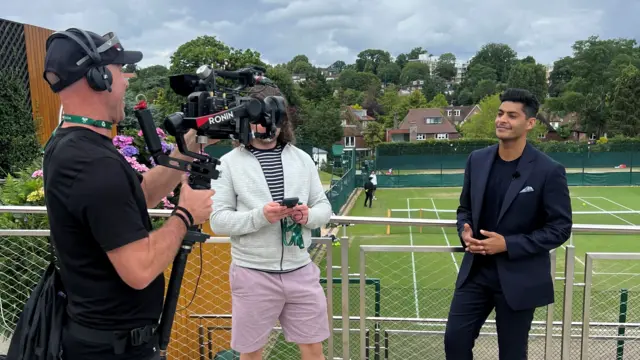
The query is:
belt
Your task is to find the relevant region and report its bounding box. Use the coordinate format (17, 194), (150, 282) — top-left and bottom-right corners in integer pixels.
(65, 319), (158, 354)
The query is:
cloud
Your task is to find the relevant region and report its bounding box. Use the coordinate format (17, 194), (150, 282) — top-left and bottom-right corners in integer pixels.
(1, 0), (636, 70)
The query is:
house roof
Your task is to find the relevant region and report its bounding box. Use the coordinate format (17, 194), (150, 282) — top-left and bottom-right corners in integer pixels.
(398, 108), (458, 134)
(347, 106), (375, 121)
(443, 105), (479, 122)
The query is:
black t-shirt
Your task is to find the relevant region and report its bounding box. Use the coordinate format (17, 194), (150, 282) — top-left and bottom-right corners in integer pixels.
(474, 153), (520, 267)
(42, 127), (164, 331)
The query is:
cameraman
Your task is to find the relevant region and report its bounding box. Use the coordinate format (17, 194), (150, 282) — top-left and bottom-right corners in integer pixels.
(41, 28), (215, 359)
(209, 86), (333, 360)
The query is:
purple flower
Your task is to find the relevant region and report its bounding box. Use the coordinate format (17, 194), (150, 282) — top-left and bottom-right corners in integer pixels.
(120, 145), (139, 157)
(31, 169), (43, 178)
(161, 141), (174, 154)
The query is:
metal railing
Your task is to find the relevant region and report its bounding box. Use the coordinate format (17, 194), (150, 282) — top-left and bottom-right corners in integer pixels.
(2, 205), (640, 359)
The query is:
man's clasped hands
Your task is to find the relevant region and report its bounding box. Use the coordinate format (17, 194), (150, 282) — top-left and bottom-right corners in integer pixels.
(460, 223), (507, 255)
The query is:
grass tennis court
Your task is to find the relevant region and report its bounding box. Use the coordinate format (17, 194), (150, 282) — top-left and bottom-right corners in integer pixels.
(321, 186), (640, 360)
(267, 186), (640, 359)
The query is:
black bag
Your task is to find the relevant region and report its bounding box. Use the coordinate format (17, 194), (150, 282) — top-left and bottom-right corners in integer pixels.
(5, 130), (79, 360)
(5, 260), (66, 360)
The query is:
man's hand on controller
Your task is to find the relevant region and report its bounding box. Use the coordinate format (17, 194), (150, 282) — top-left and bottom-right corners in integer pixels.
(184, 129), (220, 152)
(263, 202), (294, 223)
(176, 174), (215, 226)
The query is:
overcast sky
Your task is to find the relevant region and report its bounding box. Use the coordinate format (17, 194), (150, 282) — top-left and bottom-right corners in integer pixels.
(2, 0), (638, 69)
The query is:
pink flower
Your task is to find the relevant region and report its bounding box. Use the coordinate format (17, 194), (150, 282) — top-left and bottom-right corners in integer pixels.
(137, 128), (167, 140)
(113, 135), (133, 148)
(31, 169), (43, 178)
(124, 156), (149, 173)
(162, 197), (175, 209)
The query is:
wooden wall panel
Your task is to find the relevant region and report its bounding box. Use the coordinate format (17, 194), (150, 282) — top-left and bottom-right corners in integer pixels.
(23, 24), (60, 145)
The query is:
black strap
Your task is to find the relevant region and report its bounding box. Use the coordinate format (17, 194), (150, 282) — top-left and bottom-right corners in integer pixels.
(43, 130), (85, 266)
(65, 319), (157, 354)
(174, 205), (194, 226)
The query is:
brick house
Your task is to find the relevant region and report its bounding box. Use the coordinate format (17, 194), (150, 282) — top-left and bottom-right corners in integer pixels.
(536, 112), (589, 142)
(336, 106), (376, 156)
(386, 108), (460, 142)
(442, 105), (480, 126)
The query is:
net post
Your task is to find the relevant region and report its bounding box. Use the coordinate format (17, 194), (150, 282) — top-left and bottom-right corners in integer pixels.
(386, 209), (391, 235)
(617, 288), (628, 360)
(419, 209), (423, 233)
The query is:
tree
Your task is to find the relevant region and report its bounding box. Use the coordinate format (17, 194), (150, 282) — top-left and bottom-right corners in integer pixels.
(329, 60), (347, 72)
(427, 93), (449, 108)
(548, 56), (573, 97)
(0, 70), (41, 176)
(607, 64), (640, 136)
(473, 79), (498, 103)
(287, 54), (315, 75)
(377, 62), (401, 84)
(400, 62), (430, 85)
(355, 49), (392, 74)
(550, 36), (640, 136)
(506, 61), (548, 102)
(467, 43), (518, 83)
(295, 98), (343, 151)
(422, 75), (447, 102)
(338, 69), (381, 92)
(460, 93), (501, 138)
(169, 35), (264, 75)
(434, 53), (457, 81)
(298, 68), (332, 102)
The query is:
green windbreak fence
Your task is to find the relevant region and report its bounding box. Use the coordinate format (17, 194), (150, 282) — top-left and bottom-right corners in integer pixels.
(373, 142), (640, 187)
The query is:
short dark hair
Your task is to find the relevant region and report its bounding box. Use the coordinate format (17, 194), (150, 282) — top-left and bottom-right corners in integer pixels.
(499, 88), (540, 119)
(245, 84), (295, 145)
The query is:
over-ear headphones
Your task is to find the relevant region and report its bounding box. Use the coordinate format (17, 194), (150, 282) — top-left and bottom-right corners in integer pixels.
(263, 95), (287, 127)
(45, 28), (113, 92)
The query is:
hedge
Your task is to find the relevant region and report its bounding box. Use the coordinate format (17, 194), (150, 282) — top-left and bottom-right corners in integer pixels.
(376, 137), (640, 156)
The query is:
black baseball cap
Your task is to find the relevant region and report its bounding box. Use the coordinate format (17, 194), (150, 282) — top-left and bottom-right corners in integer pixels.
(43, 28), (143, 92)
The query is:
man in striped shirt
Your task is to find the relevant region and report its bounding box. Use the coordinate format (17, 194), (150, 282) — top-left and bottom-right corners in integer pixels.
(209, 85), (333, 360)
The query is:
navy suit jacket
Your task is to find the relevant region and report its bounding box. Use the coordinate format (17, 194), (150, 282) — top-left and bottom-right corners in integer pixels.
(455, 142), (573, 311)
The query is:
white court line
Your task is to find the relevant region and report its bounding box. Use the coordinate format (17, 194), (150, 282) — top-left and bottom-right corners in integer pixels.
(406, 198), (420, 318)
(429, 198), (460, 273)
(578, 197), (636, 226)
(556, 271), (640, 276)
(599, 197), (637, 212)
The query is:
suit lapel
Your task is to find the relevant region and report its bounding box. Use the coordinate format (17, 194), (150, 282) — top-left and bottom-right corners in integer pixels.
(472, 145), (497, 233)
(496, 143), (537, 225)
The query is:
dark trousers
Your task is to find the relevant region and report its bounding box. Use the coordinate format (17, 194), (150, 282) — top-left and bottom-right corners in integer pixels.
(61, 322), (160, 360)
(444, 262), (535, 360)
(364, 191), (373, 207)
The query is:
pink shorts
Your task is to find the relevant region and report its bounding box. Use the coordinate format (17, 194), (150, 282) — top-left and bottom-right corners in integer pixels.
(229, 261), (330, 354)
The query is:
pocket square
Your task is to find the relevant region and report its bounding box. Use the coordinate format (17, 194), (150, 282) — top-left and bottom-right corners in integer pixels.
(519, 186), (534, 193)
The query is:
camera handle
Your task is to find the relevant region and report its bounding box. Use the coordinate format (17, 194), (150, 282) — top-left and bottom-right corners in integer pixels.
(132, 97), (216, 359)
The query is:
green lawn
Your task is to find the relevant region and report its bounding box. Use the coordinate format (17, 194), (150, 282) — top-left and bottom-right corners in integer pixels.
(318, 170), (333, 185)
(268, 186), (640, 360)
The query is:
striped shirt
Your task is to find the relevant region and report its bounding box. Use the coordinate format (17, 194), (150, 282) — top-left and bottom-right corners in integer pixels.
(249, 144), (285, 202)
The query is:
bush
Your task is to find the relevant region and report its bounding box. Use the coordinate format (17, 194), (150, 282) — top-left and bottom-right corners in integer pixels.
(0, 127), (178, 337)
(0, 70), (41, 177)
(0, 159), (49, 338)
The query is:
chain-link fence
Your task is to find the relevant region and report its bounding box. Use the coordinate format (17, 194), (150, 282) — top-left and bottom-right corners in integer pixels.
(4, 210), (640, 359)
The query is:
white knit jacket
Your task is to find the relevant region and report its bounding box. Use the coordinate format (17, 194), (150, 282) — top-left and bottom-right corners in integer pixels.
(208, 143), (332, 271)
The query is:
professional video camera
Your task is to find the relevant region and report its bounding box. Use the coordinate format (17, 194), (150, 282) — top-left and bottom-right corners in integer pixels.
(132, 64), (286, 359)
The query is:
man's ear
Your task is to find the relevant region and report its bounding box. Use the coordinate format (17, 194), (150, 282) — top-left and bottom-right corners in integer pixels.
(527, 117), (537, 130)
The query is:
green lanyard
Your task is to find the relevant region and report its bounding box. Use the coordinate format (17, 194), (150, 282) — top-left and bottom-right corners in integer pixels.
(61, 114), (113, 130)
(42, 114), (113, 154)
(281, 217), (304, 249)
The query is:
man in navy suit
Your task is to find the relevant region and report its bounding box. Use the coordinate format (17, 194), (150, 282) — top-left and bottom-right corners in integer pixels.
(443, 88), (572, 360)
